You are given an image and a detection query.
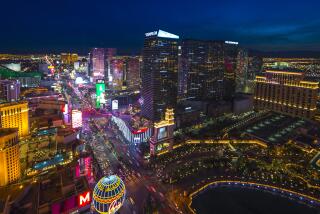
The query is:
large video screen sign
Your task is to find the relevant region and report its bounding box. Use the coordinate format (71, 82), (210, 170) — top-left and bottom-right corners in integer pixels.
(96, 79), (106, 108)
(157, 127), (168, 140)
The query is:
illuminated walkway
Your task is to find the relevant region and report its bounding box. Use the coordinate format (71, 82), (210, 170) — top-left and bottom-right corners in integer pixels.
(157, 139), (267, 156)
(187, 180), (320, 214)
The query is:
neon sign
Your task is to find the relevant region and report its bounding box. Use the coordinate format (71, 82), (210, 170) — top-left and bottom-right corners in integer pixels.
(132, 127), (148, 134)
(157, 30), (179, 39)
(78, 191), (91, 207)
(145, 31), (157, 37)
(225, 41), (239, 45)
(108, 199), (123, 214)
(145, 30), (179, 39)
(96, 79), (106, 108)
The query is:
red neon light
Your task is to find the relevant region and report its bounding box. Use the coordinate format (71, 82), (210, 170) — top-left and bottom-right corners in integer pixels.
(78, 191), (91, 207)
(132, 127), (148, 134)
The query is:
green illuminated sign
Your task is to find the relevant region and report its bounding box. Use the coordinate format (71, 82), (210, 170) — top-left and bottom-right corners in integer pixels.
(96, 79), (106, 108)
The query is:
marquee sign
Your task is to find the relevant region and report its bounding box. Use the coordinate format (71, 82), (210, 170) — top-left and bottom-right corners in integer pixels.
(108, 199), (123, 214)
(225, 41), (239, 45)
(78, 191), (91, 207)
(145, 31), (157, 37)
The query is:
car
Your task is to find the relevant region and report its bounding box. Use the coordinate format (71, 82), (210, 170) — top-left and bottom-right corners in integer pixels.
(129, 197), (135, 205)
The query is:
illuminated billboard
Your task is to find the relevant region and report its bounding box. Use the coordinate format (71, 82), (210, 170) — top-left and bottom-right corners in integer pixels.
(78, 191), (91, 208)
(63, 103), (68, 115)
(158, 127), (168, 140)
(132, 127), (148, 134)
(72, 110), (82, 128)
(112, 100), (118, 110)
(96, 79), (106, 108)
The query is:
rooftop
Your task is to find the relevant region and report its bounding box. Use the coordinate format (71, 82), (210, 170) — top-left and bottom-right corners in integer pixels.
(0, 101), (28, 108)
(241, 112), (308, 144)
(0, 65), (42, 78)
(0, 128), (18, 137)
(145, 29), (179, 39)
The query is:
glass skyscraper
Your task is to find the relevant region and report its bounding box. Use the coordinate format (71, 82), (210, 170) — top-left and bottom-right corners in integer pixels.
(180, 40), (225, 101)
(179, 40), (247, 102)
(141, 30), (179, 122)
(90, 48), (116, 83)
(90, 48), (106, 82)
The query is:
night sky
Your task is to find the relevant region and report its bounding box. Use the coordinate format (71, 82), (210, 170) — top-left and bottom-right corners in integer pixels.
(1, 0), (320, 54)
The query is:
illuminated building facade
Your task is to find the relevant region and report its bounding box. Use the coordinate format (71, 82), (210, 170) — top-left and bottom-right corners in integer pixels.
(90, 48), (106, 82)
(60, 53), (78, 65)
(254, 70), (318, 119)
(223, 41), (242, 100)
(245, 56), (263, 93)
(106, 48), (117, 82)
(150, 108), (175, 155)
(235, 48), (249, 93)
(0, 66), (41, 87)
(74, 59), (89, 75)
(0, 101), (29, 137)
(71, 110), (82, 128)
(142, 30), (179, 121)
(93, 175), (126, 214)
(180, 40), (225, 101)
(0, 80), (20, 102)
(0, 128), (21, 186)
(125, 56), (141, 90)
(111, 115), (152, 144)
(110, 58), (125, 90)
(90, 48), (116, 83)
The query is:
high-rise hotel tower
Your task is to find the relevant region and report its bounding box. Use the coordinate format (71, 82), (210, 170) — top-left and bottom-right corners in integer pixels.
(141, 30), (179, 122)
(254, 70), (318, 119)
(0, 101), (29, 137)
(0, 128), (21, 186)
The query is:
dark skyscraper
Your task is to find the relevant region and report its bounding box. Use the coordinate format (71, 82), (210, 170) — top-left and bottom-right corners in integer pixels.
(179, 40), (246, 102)
(235, 48), (249, 93)
(141, 30), (179, 122)
(245, 56), (263, 93)
(180, 40), (225, 101)
(223, 41), (240, 100)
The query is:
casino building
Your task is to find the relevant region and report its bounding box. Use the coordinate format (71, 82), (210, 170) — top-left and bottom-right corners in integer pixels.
(0, 101), (29, 137)
(92, 175), (126, 214)
(0, 128), (21, 186)
(254, 70), (318, 119)
(111, 115), (152, 144)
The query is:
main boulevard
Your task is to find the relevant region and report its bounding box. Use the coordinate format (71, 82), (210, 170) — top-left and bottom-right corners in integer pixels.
(64, 80), (180, 213)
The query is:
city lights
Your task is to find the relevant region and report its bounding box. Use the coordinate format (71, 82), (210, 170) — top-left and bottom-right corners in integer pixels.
(72, 110), (82, 128)
(1, 3), (320, 214)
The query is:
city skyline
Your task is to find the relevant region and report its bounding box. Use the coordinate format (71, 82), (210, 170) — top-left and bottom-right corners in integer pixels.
(1, 0), (320, 54)
(1, 1), (320, 214)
